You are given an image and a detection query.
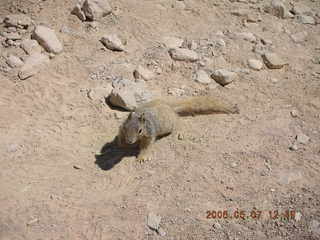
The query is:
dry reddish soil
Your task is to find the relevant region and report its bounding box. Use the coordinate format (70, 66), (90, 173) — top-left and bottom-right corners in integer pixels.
(1, 0), (320, 239)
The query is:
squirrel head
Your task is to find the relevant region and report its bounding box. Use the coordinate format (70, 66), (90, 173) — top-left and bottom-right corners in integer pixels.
(122, 112), (146, 144)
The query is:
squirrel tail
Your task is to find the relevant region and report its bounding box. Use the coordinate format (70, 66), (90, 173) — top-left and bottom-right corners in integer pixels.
(147, 96), (239, 116)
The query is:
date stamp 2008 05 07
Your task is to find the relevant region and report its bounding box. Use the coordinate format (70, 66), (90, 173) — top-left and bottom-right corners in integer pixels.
(206, 210), (296, 221)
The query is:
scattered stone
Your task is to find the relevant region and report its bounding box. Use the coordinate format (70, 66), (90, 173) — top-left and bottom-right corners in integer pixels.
(291, 31), (308, 43)
(297, 15), (316, 25)
(158, 227), (166, 236)
(296, 133), (310, 144)
(20, 39), (42, 55)
(211, 69), (237, 86)
(289, 142), (299, 151)
(147, 212), (161, 232)
(169, 48), (199, 62)
(290, 110), (299, 118)
(295, 212), (302, 222)
(7, 143), (20, 153)
(73, 165), (83, 170)
(247, 13), (262, 23)
(262, 52), (287, 69)
(2, 32), (21, 40)
(292, 4), (312, 16)
(270, 77), (279, 83)
(18, 53), (50, 80)
(231, 162), (238, 168)
(237, 32), (256, 43)
(309, 220), (320, 235)
(133, 66), (155, 81)
(6, 27), (17, 33)
(231, 9), (248, 17)
(167, 87), (185, 96)
(100, 34), (125, 51)
(81, 0), (112, 21)
(26, 218), (39, 226)
(4, 14), (32, 28)
(162, 36), (183, 49)
(109, 78), (152, 111)
(267, 0), (292, 19)
(32, 25), (63, 54)
(278, 170), (303, 184)
(6, 55), (24, 68)
(247, 59), (263, 70)
(215, 38), (226, 48)
(72, 3), (86, 21)
(195, 70), (211, 84)
(87, 86), (112, 101)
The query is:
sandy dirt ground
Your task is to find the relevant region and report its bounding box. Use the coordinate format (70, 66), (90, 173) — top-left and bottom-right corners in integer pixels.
(0, 0), (320, 239)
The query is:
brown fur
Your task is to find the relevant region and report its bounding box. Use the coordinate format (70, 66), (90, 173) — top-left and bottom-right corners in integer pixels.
(118, 95), (239, 162)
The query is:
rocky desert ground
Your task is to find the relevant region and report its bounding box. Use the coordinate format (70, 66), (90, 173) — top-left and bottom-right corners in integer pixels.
(0, 0), (320, 239)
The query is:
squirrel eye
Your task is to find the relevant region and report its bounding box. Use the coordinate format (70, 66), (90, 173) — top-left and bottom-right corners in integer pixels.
(138, 128), (143, 134)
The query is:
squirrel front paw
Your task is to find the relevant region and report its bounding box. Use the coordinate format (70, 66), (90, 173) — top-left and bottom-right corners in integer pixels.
(136, 153), (152, 163)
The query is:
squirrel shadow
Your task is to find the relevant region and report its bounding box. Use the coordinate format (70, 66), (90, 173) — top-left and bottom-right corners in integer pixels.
(94, 137), (139, 171)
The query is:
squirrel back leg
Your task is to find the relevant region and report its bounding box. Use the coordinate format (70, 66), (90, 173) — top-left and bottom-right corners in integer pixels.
(137, 136), (155, 163)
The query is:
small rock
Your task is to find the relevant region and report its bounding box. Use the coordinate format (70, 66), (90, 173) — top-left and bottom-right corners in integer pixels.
(6, 27), (17, 33)
(87, 86), (112, 101)
(296, 133), (310, 144)
(268, 0), (291, 19)
(309, 220), (320, 235)
(247, 59), (263, 70)
(231, 162), (238, 168)
(7, 143), (20, 153)
(173, 1), (186, 9)
(247, 13), (262, 23)
(133, 66), (155, 81)
(195, 70), (211, 84)
(18, 53), (50, 80)
(82, 0), (112, 21)
(211, 69), (237, 86)
(2, 32), (21, 40)
(158, 227), (166, 236)
(167, 87), (185, 96)
(109, 78), (152, 111)
(100, 34), (125, 51)
(270, 77), (279, 83)
(71, 3), (86, 21)
(237, 32), (256, 43)
(162, 36), (183, 49)
(32, 25), (63, 54)
(278, 170), (303, 184)
(291, 31), (308, 43)
(147, 212), (161, 231)
(295, 212), (302, 222)
(6, 55), (23, 68)
(215, 38), (226, 48)
(26, 218), (39, 226)
(290, 110), (299, 118)
(292, 4), (312, 16)
(297, 15), (316, 25)
(169, 48), (199, 62)
(73, 165), (83, 170)
(20, 39), (42, 55)
(262, 52), (287, 69)
(289, 142), (299, 151)
(4, 14), (32, 28)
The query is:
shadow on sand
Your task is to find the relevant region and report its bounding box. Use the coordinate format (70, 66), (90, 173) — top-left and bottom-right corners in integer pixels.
(94, 137), (139, 171)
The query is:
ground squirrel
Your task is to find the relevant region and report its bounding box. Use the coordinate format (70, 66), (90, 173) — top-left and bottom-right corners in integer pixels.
(117, 96), (239, 162)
